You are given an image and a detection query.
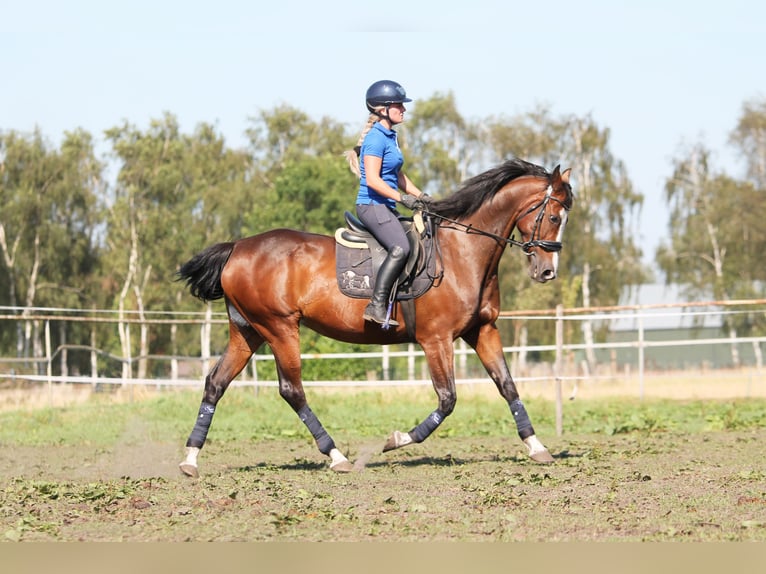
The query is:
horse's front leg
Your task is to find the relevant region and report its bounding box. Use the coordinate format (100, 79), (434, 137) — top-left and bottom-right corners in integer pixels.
(463, 323), (554, 463)
(383, 337), (457, 452)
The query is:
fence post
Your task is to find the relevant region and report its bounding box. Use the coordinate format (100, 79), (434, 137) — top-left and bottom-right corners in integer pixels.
(59, 321), (68, 380)
(555, 304), (563, 436)
(457, 339), (467, 379)
(90, 320), (98, 388)
(45, 319), (52, 409)
(170, 320), (179, 382)
(638, 314), (645, 400)
(200, 303), (212, 378)
(126, 323), (132, 388)
(251, 356), (259, 396)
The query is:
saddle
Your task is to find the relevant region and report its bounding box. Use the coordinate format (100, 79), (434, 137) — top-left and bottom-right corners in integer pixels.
(335, 210), (441, 311)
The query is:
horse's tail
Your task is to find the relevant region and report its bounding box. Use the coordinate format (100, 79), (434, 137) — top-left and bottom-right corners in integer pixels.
(176, 241), (235, 302)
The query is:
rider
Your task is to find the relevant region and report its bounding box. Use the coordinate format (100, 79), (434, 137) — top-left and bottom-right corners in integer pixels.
(346, 80), (430, 327)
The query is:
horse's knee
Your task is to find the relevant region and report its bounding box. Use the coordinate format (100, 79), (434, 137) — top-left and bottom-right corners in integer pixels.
(390, 244), (409, 261)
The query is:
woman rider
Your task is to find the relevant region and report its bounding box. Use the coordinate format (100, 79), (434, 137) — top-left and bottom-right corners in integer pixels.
(346, 80), (430, 327)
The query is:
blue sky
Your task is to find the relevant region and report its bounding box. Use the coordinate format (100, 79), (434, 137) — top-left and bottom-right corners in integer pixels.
(2, 1), (764, 269)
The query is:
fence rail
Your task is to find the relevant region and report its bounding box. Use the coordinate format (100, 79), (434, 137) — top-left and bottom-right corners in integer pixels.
(2, 301), (766, 406)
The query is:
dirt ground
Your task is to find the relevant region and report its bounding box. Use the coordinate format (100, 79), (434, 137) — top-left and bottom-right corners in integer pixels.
(2, 423), (765, 542)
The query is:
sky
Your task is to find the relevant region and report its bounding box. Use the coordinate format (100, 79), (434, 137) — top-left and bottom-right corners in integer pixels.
(2, 0), (764, 272)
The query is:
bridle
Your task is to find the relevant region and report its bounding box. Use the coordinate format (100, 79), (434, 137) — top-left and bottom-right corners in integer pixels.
(422, 184), (569, 255)
(516, 184), (569, 254)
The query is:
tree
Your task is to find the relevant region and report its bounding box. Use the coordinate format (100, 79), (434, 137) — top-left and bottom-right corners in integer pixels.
(251, 156), (355, 235)
(405, 91), (485, 197)
(103, 114), (252, 380)
(656, 142), (765, 366)
(730, 97), (766, 189)
(482, 109), (649, 370)
(563, 114), (647, 369)
(246, 105), (349, 174)
(243, 105), (354, 234)
(0, 128), (102, 369)
(486, 104), (568, 166)
(658, 144), (741, 299)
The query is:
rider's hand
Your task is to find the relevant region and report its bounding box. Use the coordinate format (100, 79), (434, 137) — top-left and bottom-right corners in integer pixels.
(398, 193), (420, 210)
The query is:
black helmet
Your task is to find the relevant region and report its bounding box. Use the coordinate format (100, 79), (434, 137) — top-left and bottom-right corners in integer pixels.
(365, 80), (412, 112)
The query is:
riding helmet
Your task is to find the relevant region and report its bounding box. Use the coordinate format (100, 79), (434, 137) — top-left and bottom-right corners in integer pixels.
(365, 80), (412, 112)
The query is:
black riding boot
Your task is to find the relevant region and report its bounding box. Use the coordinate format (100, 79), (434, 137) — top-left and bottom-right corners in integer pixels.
(363, 245), (407, 326)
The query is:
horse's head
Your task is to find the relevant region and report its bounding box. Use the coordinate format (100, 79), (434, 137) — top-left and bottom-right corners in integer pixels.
(514, 165), (573, 283)
(427, 158), (573, 283)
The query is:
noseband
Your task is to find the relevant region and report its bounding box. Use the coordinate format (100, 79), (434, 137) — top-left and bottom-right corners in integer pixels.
(514, 185), (567, 254)
(425, 184), (569, 254)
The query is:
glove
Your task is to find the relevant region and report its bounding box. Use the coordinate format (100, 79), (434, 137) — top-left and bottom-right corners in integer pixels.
(399, 193), (420, 210)
(399, 193), (431, 209)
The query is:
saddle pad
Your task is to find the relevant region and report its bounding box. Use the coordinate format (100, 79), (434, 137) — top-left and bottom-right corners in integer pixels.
(335, 235), (437, 301)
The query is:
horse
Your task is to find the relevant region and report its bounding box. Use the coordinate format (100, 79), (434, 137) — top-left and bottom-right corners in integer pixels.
(177, 158), (573, 476)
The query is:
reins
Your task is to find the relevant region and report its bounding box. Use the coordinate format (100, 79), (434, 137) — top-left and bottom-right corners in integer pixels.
(420, 184), (569, 254)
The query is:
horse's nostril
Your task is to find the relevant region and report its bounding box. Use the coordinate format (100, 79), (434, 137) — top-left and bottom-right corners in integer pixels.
(541, 269), (556, 281)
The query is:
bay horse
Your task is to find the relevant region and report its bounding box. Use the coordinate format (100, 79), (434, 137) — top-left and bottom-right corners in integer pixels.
(178, 158), (573, 476)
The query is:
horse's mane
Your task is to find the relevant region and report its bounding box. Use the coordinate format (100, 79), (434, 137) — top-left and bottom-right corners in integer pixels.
(430, 158), (551, 219)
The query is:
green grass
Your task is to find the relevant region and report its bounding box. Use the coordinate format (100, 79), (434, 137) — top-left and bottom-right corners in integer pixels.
(1, 388), (765, 447)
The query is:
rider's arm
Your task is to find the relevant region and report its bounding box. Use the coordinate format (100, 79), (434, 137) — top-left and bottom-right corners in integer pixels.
(397, 171), (424, 198)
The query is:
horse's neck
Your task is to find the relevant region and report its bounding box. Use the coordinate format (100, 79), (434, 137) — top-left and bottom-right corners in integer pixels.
(466, 182), (528, 239)
(449, 180), (541, 277)
(441, 213), (511, 283)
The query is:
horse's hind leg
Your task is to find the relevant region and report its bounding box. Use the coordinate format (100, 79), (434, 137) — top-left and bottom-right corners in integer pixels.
(462, 323), (554, 463)
(267, 322), (354, 473)
(179, 319), (262, 478)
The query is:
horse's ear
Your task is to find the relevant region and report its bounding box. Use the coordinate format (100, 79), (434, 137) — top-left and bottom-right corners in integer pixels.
(551, 165), (572, 186)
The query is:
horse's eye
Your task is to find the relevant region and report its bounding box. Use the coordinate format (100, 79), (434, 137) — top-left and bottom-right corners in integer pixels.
(549, 214), (561, 225)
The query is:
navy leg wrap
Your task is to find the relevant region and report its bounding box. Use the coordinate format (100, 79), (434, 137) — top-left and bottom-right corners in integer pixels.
(409, 410), (445, 443)
(298, 405), (336, 455)
(186, 401), (216, 448)
(509, 399), (535, 440)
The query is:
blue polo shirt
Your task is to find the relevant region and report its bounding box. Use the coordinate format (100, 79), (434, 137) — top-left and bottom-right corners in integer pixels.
(356, 122), (403, 208)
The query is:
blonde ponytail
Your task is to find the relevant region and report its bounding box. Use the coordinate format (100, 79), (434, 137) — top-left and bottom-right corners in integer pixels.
(344, 113), (380, 178)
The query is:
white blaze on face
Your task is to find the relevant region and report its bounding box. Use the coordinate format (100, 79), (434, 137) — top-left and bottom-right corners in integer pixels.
(551, 208), (568, 274)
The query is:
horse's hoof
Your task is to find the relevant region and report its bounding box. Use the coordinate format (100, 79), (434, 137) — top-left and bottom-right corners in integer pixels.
(529, 450), (555, 464)
(523, 435), (554, 463)
(329, 460), (355, 473)
(179, 462), (200, 478)
(382, 430), (412, 452)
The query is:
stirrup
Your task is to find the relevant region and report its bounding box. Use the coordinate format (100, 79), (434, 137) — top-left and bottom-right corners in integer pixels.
(363, 303), (399, 327)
